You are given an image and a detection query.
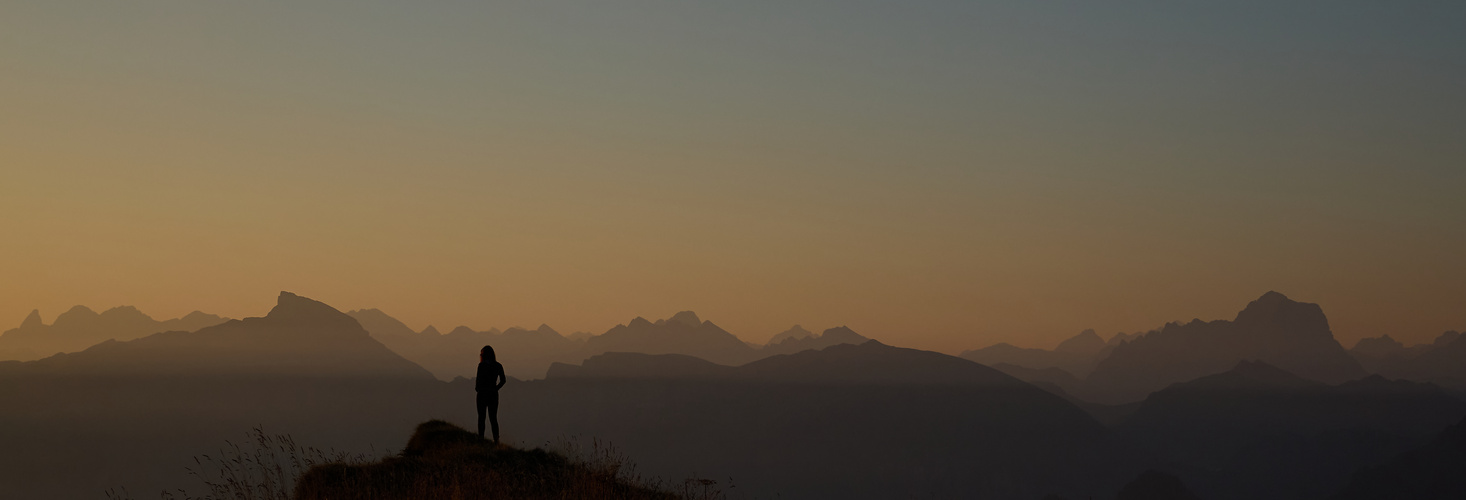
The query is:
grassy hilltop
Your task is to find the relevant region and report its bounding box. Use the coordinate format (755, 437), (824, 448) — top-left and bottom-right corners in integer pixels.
(294, 420), (716, 500)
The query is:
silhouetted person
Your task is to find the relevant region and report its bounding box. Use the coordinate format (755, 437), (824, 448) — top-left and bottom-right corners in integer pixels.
(476, 345), (507, 442)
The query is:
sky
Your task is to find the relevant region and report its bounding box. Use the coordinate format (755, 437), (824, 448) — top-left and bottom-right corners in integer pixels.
(2, 1), (1463, 352)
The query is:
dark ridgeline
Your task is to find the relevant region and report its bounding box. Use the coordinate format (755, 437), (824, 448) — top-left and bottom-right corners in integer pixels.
(584, 311), (759, 366)
(345, 309), (873, 381)
(1084, 291), (1367, 404)
(760, 325), (871, 356)
(533, 341), (1141, 499)
(1114, 361), (1466, 500)
(0, 306), (228, 362)
(0, 292), (454, 498)
(1348, 330), (1466, 386)
(1331, 414), (1466, 499)
(2, 290), (1464, 499)
(967, 292), (1369, 405)
(961, 328), (1111, 378)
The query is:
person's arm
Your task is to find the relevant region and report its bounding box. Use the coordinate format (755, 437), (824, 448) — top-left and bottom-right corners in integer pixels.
(496, 364), (507, 390)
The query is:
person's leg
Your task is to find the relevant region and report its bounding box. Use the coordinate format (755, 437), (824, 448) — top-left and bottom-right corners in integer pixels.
(476, 392), (487, 439)
(488, 390), (500, 443)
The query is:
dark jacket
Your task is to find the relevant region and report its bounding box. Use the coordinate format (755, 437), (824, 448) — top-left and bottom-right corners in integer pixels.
(476, 361), (505, 393)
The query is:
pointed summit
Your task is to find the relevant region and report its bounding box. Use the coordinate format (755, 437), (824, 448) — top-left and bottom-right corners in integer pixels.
(420, 325), (441, 336)
(667, 311), (702, 327)
(535, 324), (559, 335)
(628, 317), (654, 328)
(820, 326), (867, 344)
(1055, 329), (1105, 355)
(19, 309), (43, 329)
(768, 325), (814, 345)
(265, 292), (360, 331)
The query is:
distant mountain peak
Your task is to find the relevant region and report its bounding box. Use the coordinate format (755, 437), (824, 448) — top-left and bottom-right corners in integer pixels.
(820, 326), (867, 343)
(1235, 291), (1303, 322)
(57, 305), (98, 321)
(1434, 330), (1461, 347)
(667, 311), (702, 327)
(535, 324), (558, 335)
(264, 292), (361, 332)
(448, 326), (477, 336)
(1352, 335), (1405, 355)
(269, 292), (342, 319)
(1232, 291), (1334, 339)
(1055, 329), (1105, 355)
(421, 325), (441, 336)
(20, 309), (43, 329)
(768, 325), (814, 345)
(628, 317), (653, 328)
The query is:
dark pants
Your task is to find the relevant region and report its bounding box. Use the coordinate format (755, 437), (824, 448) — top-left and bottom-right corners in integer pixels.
(477, 391), (499, 442)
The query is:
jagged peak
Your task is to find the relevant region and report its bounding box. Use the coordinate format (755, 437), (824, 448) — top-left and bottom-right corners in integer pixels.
(20, 309), (43, 329)
(420, 325), (441, 336)
(1352, 335), (1404, 352)
(667, 311), (702, 327)
(268, 292), (343, 319)
(1056, 328), (1105, 354)
(821, 326), (867, 342)
(627, 316), (654, 328)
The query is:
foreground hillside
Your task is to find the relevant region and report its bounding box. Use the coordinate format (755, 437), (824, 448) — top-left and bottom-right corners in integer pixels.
(296, 420), (706, 500)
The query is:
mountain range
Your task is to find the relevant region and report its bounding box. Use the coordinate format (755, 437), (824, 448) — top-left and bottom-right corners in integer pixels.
(0, 306), (228, 362)
(1, 290), (1463, 499)
(346, 309), (872, 380)
(963, 291), (1387, 404)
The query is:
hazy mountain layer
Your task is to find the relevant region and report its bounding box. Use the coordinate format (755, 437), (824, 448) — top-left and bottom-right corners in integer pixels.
(1084, 291), (1367, 403)
(349, 310), (871, 381)
(527, 341), (1139, 499)
(1115, 361), (1466, 500)
(0, 306), (227, 361)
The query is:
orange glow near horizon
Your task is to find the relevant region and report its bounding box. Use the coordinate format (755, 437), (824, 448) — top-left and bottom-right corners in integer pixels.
(3, 2), (1463, 353)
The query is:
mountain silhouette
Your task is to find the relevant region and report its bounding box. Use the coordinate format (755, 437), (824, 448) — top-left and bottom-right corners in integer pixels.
(1331, 414), (1466, 499)
(524, 340), (1138, 499)
(760, 325), (870, 356)
(1084, 291), (1366, 403)
(0, 305), (228, 362)
(1365, 330), (1466, 386)
(1116, 361), (1466, 500)
(2, 292), (431, 379)
(766, 324), (814, 345)
(960, 329), (1117, 378)
(584, 312), (758, 366)
(346, 310), (581, 381)
(347, 308), (420, 339)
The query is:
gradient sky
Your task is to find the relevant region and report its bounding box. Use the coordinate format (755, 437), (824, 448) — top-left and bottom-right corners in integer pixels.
(3, 1), (1463, 352)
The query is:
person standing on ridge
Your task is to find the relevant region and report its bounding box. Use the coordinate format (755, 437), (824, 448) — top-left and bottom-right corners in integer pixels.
(476, 345), (507, 443)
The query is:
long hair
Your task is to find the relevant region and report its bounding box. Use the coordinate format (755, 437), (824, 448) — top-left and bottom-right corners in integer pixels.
(481, 345), (496, 363)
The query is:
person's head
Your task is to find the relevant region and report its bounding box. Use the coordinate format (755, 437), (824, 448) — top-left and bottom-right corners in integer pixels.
(481, 345), (496, 363)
